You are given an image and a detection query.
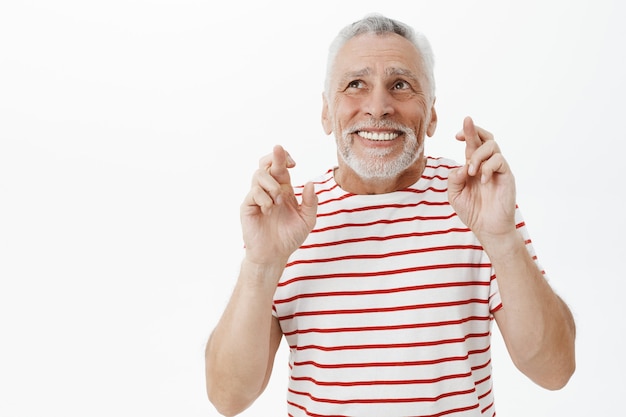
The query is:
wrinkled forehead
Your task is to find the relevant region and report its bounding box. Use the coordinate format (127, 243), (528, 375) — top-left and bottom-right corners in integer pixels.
(329, 33), (429, 89)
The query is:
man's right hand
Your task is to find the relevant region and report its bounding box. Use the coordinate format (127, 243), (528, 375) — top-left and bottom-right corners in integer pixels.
(240, 145), (318, 270)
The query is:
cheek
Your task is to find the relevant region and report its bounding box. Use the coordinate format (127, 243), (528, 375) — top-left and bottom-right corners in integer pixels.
(332, 97), (361, 121)
(406, 105), (430, 131)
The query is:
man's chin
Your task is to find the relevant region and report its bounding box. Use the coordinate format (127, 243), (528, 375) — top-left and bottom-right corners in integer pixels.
(344, 158), (405, 180)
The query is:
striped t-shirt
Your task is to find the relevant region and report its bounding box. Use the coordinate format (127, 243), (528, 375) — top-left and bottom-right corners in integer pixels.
(273, 156), (542, 417)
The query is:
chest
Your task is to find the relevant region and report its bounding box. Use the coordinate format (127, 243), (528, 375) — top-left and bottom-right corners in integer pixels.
(274, 200), (493, 344)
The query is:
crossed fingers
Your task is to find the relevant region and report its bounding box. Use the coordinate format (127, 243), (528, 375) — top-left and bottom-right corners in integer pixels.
(456, 116), (508, 184)
(246, 145), (295, 214)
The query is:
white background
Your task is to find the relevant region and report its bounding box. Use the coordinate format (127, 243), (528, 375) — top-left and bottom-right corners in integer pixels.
(1, 0), (624, 415)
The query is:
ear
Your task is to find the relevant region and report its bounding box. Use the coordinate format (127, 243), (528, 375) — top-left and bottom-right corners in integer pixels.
(321, 93), (333, 135)
(426, 98), (437, 137)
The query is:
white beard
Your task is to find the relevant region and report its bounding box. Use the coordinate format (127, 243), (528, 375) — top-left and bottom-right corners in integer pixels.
(336, 120), (424, 180)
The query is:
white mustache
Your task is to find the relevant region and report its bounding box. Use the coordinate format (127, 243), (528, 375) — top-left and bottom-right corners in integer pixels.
(346, 120), (413, 136)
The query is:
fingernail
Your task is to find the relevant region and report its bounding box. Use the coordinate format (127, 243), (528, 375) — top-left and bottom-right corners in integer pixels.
(468, 163), (476, 176)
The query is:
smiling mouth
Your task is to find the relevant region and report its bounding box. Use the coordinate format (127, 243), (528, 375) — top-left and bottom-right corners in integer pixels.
(356, 131), (400, 141)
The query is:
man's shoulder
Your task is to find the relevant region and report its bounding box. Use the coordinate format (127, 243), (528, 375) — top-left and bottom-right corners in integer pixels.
(425, 156), (462, 172)
(293, 167), (337, 196)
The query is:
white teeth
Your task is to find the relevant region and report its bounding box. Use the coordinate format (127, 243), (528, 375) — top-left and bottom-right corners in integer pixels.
(357, 131), (399, 141)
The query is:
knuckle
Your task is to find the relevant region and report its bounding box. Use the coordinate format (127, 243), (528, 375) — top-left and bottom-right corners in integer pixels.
(258, 154), (273, 168)
(251, 169), (264, 184)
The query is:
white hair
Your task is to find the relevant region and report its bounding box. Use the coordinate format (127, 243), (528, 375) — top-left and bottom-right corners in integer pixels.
(324, 13), (436, 100)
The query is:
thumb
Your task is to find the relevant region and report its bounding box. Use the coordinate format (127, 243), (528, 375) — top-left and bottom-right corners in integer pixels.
(447, 165), (468, 201)
(300, 182), (318, 228)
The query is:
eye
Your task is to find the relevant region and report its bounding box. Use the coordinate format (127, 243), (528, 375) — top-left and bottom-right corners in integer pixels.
(392, 80), (411, 90)
(347, 80), (364, 89)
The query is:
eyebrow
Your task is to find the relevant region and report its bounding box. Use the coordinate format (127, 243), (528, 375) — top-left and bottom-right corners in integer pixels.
(341, 67), (372, 80)
(339, 66), (422, 85)
(385, 67), (420, 83)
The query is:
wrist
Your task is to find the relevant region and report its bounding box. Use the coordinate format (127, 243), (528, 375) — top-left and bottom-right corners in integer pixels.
(239, 257), (287, 289)
(479, 230), (526, 261)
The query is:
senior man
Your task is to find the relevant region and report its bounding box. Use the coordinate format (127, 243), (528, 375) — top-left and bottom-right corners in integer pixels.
(205, 13), (576, 417)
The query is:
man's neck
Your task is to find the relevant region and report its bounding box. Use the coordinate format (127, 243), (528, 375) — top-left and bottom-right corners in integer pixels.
(334, 157), (427, 195)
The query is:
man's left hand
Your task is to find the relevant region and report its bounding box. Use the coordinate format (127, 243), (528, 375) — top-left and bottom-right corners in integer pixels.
(447, 116), (518, 248)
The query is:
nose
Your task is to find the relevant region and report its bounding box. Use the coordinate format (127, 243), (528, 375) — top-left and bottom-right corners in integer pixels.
(363, 85), (395, 118)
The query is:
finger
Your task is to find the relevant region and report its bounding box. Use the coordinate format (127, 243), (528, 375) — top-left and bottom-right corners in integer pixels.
(455, 117), (494, 144)
(300, 182), (319, 226)
(462, 116), (482, 163)
(446, 164), (469, 205)
(474, 125), (494, 142)
(259, 148), (296, 170)
(252, 167), (283, 205)
(268, 145), (293, 185)
(468, 140), (501, 178)
(447, 164), (468, 190)
(242, 184), (275, 215)
(477, 153), (508, 184)
(462, 119), (499, 177)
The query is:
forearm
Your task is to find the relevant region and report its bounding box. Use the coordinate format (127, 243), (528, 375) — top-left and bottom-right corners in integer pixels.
(205, 259), (284, 415)
(487, 232), (576, 389)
